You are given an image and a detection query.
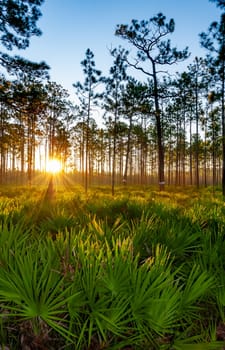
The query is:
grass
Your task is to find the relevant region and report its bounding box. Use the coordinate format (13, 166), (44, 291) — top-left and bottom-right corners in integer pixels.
(0, 183), (224, 349)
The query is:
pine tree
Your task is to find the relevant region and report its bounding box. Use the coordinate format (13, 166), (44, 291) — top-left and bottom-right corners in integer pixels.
(115, 13), (189, 190)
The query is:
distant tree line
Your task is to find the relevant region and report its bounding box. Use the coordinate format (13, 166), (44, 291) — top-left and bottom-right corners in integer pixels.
(1, 0), (225, 195)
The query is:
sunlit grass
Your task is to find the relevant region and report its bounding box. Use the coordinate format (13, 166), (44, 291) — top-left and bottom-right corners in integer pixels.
(0, 183), (225, 348)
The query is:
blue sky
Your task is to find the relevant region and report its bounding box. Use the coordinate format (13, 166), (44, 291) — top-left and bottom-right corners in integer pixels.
(16, 0), (221, 98)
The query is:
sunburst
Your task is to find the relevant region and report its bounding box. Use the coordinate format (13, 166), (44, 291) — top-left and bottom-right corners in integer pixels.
(46, 159), (62, 174)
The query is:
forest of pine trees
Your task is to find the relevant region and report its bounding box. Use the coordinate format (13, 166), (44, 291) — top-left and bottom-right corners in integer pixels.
(1, 0), (225, 191)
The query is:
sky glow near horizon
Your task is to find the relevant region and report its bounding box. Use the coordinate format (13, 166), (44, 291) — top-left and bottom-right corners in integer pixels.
(11, 0), (221, 100)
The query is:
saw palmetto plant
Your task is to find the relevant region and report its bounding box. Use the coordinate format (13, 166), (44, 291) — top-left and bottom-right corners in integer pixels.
(0, 185), (224, 349)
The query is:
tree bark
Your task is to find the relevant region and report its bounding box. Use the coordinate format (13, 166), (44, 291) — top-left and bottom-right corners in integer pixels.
(152, 61), (165, 191)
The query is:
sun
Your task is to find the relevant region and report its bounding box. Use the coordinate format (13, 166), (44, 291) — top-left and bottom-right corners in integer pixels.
(46, 159), (62, 174)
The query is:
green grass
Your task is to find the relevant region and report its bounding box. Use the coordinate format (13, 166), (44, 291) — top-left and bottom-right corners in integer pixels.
(0, 184), (225, 349)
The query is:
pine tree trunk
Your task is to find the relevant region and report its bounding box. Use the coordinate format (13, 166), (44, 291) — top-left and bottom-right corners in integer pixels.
(222, 62), (225, 196)
(152, 61), (165, 191)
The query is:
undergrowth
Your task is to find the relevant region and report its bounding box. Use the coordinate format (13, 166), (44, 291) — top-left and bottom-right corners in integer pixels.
(0, 184), (224, 349)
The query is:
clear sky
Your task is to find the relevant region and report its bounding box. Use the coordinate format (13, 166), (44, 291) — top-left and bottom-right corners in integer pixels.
(15, 0), (222, 99)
